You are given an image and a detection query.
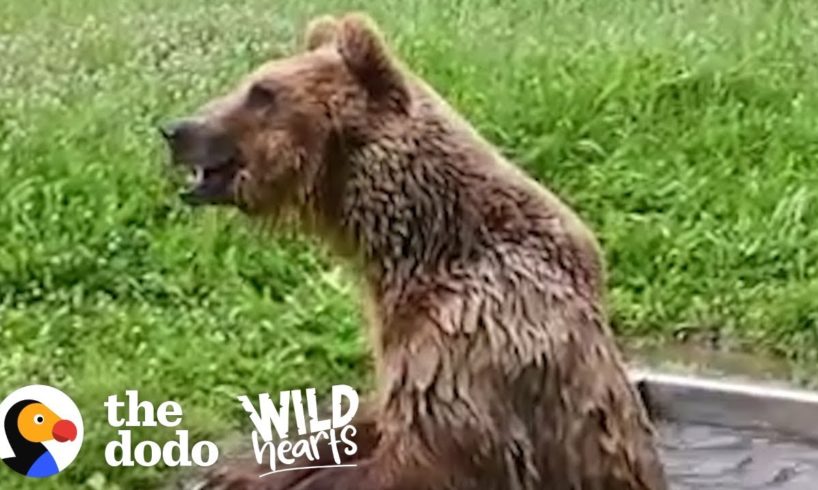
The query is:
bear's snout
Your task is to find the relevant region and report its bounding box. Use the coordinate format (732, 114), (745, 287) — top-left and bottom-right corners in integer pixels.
(159, 118), (194, 145)
(159, 118), (212, 163)
(160, 117), (241, 207)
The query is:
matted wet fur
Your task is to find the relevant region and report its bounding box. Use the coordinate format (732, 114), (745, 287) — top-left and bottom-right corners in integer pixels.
(163, 12), (668, 490)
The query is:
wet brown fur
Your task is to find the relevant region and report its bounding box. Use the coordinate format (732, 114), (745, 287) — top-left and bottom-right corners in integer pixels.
(186, 13), (668, 490)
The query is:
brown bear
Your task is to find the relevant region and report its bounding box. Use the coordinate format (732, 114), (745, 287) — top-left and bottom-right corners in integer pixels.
(162, 13), (668, 490)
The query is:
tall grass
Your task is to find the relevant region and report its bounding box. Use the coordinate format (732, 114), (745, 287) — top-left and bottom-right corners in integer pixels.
(1, 1), (817, 487)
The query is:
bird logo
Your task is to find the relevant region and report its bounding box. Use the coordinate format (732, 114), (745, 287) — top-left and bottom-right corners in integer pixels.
(0, 385), (83, 478)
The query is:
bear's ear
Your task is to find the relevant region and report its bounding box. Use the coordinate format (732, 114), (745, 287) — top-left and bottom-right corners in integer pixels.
(304, 15), (339, 51)
(337, 13), (410, 114)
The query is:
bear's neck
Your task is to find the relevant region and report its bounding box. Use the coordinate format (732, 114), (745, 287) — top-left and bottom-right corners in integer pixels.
(330, 138), (484, 302)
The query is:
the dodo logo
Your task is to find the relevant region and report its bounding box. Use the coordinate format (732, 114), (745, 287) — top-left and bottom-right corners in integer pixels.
(0, 385), (83, 478)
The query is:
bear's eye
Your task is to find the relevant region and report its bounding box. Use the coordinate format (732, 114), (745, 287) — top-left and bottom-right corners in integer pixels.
(246, 82), (277, 109)
(34, 414), (44, 425)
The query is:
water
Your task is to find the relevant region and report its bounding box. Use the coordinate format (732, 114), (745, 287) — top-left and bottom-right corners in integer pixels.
(625, 341), (818, 488)
(660, 421), (818, 489)
(627, 342), (818, 489)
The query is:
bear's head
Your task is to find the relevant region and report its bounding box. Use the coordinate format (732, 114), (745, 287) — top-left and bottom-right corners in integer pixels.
(161, 13), (410, 220)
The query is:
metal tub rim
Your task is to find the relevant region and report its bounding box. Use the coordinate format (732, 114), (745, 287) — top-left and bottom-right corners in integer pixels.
(630, 370), (818, 443)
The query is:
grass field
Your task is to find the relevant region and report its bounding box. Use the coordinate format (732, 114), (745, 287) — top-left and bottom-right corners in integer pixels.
(1, 0), (817, 488)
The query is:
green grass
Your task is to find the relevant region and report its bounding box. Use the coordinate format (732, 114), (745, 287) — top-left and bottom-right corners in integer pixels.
(1, 0), (817, 487)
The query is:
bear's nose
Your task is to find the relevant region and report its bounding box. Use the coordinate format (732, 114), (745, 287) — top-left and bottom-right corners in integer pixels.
(159, 121), (176, 141)
(159, 119), (194, 142)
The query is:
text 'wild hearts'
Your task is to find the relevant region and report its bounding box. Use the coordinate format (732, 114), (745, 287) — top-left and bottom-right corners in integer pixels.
(237, 385), (360, 475)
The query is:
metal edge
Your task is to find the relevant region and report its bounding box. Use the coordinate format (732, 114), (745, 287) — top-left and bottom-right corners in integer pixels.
(629, 370), (818, 442)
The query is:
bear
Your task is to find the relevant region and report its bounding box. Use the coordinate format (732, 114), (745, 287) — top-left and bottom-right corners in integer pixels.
(161, 13), (668, 490)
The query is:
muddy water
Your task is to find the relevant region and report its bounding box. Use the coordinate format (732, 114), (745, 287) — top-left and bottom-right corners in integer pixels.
(628, 342), (818, 489)
(659, 421), (818, 489)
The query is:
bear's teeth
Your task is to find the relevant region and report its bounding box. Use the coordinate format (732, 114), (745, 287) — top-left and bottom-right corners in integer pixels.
(187, 167), (204, 186)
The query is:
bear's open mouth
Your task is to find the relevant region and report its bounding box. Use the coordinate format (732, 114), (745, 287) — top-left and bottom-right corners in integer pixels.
(179, 160), (240, 206)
